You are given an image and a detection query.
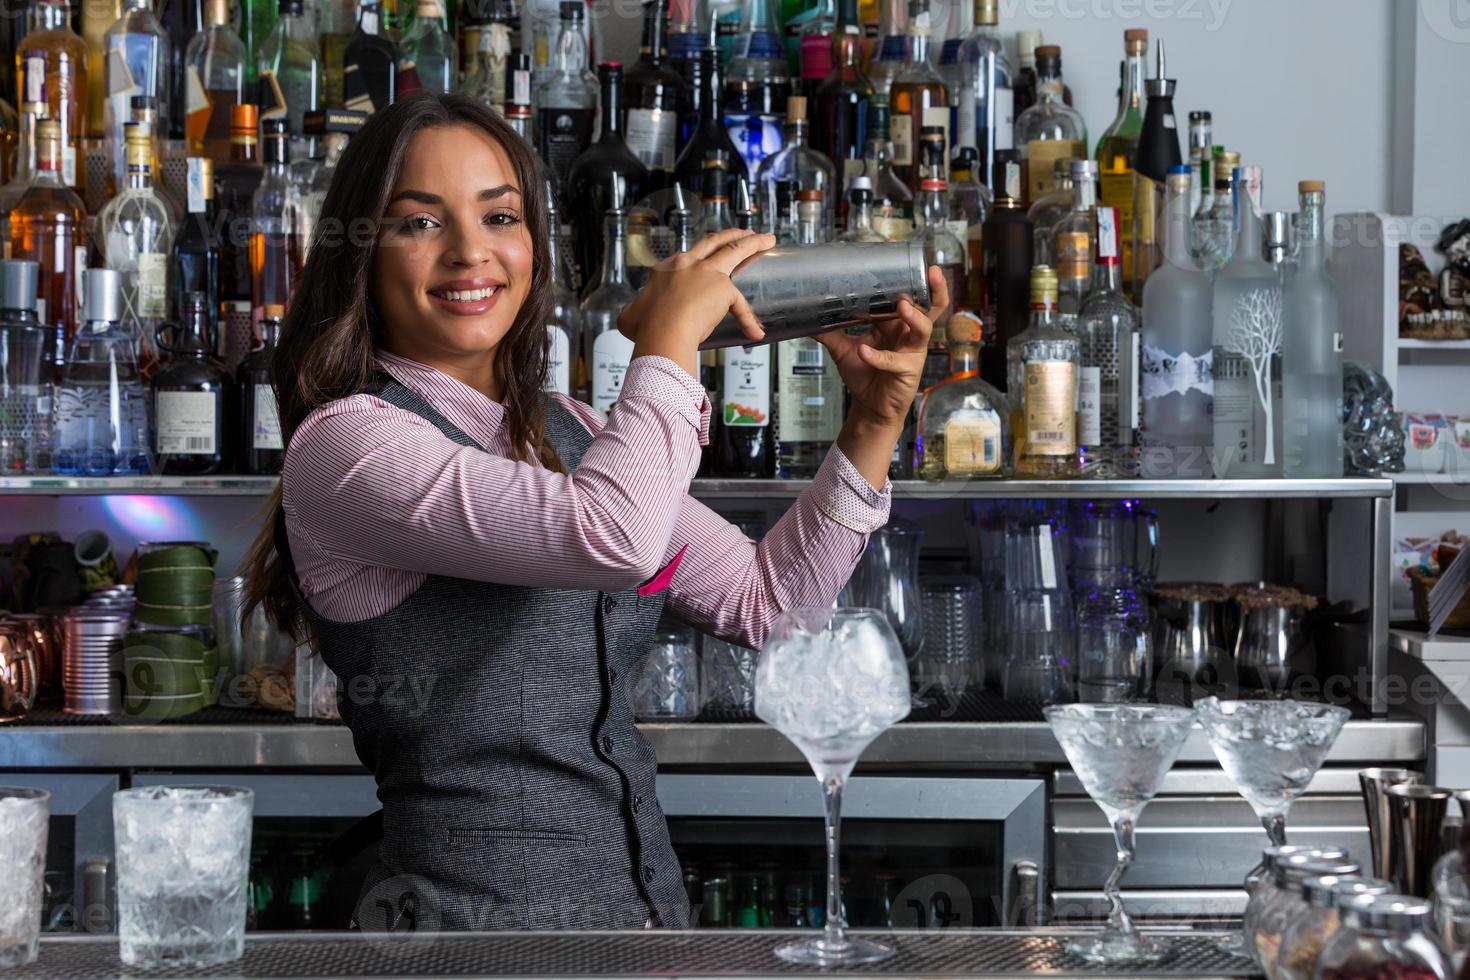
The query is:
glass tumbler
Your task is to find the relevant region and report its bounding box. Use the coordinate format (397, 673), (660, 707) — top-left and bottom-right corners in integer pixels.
(0, 788), (49, 966)
(1076, 588), (1152, 703)
(113, 785), (254, 967)
(700, 633), (758, 713)
(632, 619), (700, 720)
(1002, 589), (1075, 703)
(918, 575), (982, 700)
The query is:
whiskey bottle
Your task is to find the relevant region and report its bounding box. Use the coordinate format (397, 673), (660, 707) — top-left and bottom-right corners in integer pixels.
(249, 118), (299, 329)
(1008, 265), (1078, 478)
(215, 103), (262, 343)
(977, 166), (1030, 391)
(918, 312), (1007, 481)
(184, 0), (246, 161)
(236, 303), (283, 474)
(17, 0), (88, 190)
(1013, 45), (1084, 207)
(888, 0), (947, 192)
(153, 291), (231, 475)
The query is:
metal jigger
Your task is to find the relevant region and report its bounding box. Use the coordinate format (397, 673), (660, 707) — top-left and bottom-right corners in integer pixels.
(1386, 783), (1453, 896)
(1359, 768), (1424, 879)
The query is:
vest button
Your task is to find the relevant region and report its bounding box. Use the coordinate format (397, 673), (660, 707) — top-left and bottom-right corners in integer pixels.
(602, 734), (614, 753)
(632, 794), (643, 813)
(642, 864), (656, 883)
(603, 595), (617, 613)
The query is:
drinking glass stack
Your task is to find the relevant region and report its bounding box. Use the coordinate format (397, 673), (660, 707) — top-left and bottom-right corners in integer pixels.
(917, 575), (982, 701)
(965, 500), (1008, 689)
(1001, 502), (1075, 703)
(1070, 500), (1156, 702)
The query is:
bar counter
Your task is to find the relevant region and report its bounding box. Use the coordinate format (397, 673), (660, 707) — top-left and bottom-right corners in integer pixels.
(19, 929), (1262, 978)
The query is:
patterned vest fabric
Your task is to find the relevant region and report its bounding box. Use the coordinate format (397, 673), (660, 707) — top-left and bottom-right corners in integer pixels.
(274, 376), (692, 931)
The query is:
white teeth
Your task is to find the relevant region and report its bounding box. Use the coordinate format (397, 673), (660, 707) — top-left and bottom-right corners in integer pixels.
(438, 287), (498, 302)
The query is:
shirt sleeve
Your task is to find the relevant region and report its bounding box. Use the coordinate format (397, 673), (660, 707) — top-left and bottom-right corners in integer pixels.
(282, 356), (712, 594)
(662, 445), (892, 651)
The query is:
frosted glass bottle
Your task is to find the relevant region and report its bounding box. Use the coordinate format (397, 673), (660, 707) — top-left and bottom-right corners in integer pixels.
(1211, 165), (1282, 478)
(1139, 166), (1212, 479)
(1281, 180), (1343, 478)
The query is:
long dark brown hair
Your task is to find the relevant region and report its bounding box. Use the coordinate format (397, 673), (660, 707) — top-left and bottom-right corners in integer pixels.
(241, 92), (558, 641)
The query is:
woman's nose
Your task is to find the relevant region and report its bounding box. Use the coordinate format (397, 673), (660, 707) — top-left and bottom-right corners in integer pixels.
(443, 222), (490, 268)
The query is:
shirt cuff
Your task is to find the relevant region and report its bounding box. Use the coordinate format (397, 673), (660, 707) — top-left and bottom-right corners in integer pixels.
(618, 355), (712, 444)
(807, 443), (892, 534)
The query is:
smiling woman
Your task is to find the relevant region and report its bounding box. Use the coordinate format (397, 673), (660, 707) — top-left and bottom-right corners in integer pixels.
(238, 91), (945, 935)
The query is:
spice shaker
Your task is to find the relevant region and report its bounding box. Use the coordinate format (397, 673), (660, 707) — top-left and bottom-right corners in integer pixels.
(1314, 894), (1453, 979)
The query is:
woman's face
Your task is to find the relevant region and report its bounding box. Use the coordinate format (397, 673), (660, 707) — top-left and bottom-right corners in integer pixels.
(372, 124), (533, 371)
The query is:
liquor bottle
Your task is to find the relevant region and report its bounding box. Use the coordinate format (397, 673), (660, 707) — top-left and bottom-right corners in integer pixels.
(1013, 44), (1084, 207)
(866, 0), (905, 97)
(239, 0), (278, 89)
(1075, 206), (1137, 478)
(291, 129), (347, 267)
(1025, 157), (1072, 266)
(836, 177), (883, 241)
(914, 127), (963, 326)
(183, 0), (246, 160)
(568, 64), (651, 287)
(1008, 265), (1078, 478)
(792, 0), (834, 93)
(1094, 29), (1146, 282)
(0, 260), (48, 472)
(17, 0), (87, 190)
(946, 146), (987, 262)
(1012, 28), (1038, 116)
(249, 118), (299, 329)
(1139, 166), (1211, 479)
(53, 268), (150, 475)
(623, 0), (684, 179)
(103, 0), (169, 197)
(0, 78), (43, 235)
(775, 324), (842, 476)
(1052, 157), (1096, 317)
(1187, 110), (1211, 218)
(582, 209), (636, 414)
(1264, 210), (1293, 278)
(667, 0), (711, 80)
(159, 0), (192, 143)
(120, 94), (179, 220)
(153, 291), (230, 475)
(769, 178), (796, 242)
(754, 96), (836, 236)
(1211, 165), (1281, 479)
(397, 0), (457, 95)
(537, 3), (598, 193)
(215, 103), (262, 329)
(1281, 180), (1343, 479)
(1192, 147), (1238, 273)
(344, 0), (397, 114)
(696, 151), (736, 237)
(724, 0), (789, 178)
(10, 119), (86, 378)
(173, 157), (221, 339)
(98, 121), (175, 370)
(934, 0), (967, 132)
(888, 0), (946, 191)
(917, 312), (1007, 480)
(861, 97), (912, 240)
(734, 177), (759, 230)
(716, 332), (772, 477)
(236, 302), (283, 473)
(954, 0), (1012, 191)
(734, 874), (770, 927)
(257, 0), (321, 153)
(1129, 39), (1180, 301)
(82, 0), (121, 139)
(318, 0), (357, 108)
(459, 3), (512, 113)
(503, 54), (533, 140)
(544, 188), (582, 398)
(673, 48), (747, 200)
(810, 0), (870, 183)
(977, 162), (1028, 391)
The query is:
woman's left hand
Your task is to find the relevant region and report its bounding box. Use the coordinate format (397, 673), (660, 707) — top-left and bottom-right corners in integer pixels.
(815, 265), (948, 427)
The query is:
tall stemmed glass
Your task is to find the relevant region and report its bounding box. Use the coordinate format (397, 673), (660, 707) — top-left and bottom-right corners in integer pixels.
(1194, 697), (1349, 957)
(754, 607), (912, 965)
(1045, 704), (1195, 964)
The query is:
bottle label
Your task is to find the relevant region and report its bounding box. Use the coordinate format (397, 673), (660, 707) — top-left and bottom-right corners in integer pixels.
(944, 219), (970, 249)
(800, 33), (832, 81)
(253, 383), (284, 450)
(777, 340), (840, 443)
(537, 107), (595, 186)
(1077, 365), (1101, 446)
(921, 105), (950, 159)
(545, 324), (571, 396)
(1099, 170), (1135, 270)
(156, 390), (218, 455)
(1140, 345), (1213, 402)
(1055, 230), (1090, 284)
(186, 157), (208, 214)
(890, 114), (913, 168)
(137, 253), (169, 318)
(1022, 360), (1076, 455)
(871, 206), (913, 241)
(592, 329), (635, 413)
(186, 65), (209, 118)
(1097, 207), (1119, 261)
(943, 412), (1002, 475)
(625, 108), (677, 172)
(722, 346), (771, 426)
(734, 30), (782, 60)
(724, 112), (784, 174)
(1003, 161), (1021, 202)
(877, 34), (906, 62)
(994, 86), (1014, 150)
(1025, 139), (1083, 203)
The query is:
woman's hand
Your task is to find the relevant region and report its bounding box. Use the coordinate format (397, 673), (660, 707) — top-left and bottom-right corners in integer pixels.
(618, 229), (775, 380)
(822, 265), (949, 491)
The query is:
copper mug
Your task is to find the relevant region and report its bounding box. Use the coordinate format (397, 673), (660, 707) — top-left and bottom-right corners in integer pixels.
(2, 614), (59, 703)
(0, 623), (39, 721)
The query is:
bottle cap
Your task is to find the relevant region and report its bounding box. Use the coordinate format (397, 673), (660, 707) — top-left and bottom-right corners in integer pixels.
(1035, 44), (1060, 58)
(974, 0), (998, 26)
(786, 95), (806, 122)
(82, 268), (123, 323)
(1190, 110), (1212, 123)
(560, 1), (583, 20)
(0, 260), (39, 312)
(1016, 29), (1041, 62)
(946, 311), (982, 346)
(1340, 894), (1432, 933)
(264, 304), (286, 319)
(129, 94), (158, 113)
(1124, 27), (1148, 48)
(1167, 164), (1191, 174)
(1299, 179), (1325, 194)
(232, 104), (259, 131)
(1029, 265), (1058, 305)
(797, 188), (822, 202)
(598, 61), (623, 78)
(1325, 877), (1394, 911)
(849, 175), (872, 192)
(124, 120), (151, 144)
(1069, 158), (1097, 180)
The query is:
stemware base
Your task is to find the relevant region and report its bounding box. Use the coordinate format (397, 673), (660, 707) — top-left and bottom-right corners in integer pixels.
(773, 935), (895, 966)
(1066, 929), (1168, 965)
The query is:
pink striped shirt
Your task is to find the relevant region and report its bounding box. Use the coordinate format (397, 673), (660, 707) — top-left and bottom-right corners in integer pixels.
(281, 350), (891, 648)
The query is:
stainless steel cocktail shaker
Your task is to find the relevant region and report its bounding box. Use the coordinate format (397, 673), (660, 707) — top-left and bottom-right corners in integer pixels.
(699, 241), (931, 350)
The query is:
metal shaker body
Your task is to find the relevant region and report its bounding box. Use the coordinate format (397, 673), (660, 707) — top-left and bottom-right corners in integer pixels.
(699, 241), (931, 350)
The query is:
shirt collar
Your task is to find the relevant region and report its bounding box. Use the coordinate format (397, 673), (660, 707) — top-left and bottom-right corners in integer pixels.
(374, 349), (507, 450)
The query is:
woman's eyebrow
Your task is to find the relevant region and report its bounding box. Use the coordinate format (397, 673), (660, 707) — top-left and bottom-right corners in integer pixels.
(386, 185), (522, 207)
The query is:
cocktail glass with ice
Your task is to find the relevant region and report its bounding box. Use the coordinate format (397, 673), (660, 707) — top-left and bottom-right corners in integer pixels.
(754, 607), (911, 965)
(1045, 704), (1194, 964)
(113, 785), (254, 967)
(0, 788), (49, 966)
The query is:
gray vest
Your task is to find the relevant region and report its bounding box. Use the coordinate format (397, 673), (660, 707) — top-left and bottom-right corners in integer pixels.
(275, 375), (692, 931)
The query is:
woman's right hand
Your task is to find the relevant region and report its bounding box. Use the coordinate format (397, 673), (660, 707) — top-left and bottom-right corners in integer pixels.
(618, 228), (775, 379)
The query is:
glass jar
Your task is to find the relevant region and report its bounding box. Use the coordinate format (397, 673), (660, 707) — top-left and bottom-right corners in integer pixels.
(1276, 875), (1393, 980)
(1252, 857), (1359, 969)
(633, 619), (700, 720)
(700, 633), (758, 713)
(1315, 894), (1453, 980)
(1244, 845), (1349, 949)
(1431, 849), (1470, 971)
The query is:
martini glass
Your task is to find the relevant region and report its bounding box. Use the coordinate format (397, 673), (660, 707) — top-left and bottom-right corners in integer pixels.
(1194, 697), (1350, 958)
(754, 607), (912, 965)
(1045, 703), (1195, 964)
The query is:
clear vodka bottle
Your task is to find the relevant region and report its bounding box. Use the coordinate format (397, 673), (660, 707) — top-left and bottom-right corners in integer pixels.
(1076, 206), (1138, 478)
(1280, 180), (1343, 478)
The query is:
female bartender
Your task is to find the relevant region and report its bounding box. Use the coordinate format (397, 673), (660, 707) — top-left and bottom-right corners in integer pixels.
(243, 92), (946, 933)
